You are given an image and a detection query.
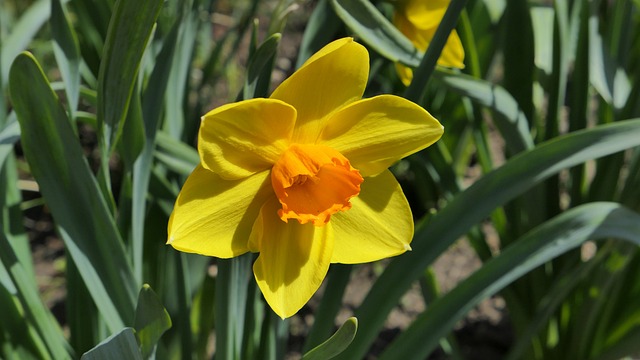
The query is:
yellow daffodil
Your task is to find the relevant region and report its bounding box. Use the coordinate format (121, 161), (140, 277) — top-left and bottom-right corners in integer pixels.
(167, 38), (443, 318)
(394, 0), (465, 85)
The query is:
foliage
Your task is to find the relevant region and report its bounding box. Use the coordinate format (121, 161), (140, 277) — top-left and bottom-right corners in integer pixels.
(1, 0), (640, 358)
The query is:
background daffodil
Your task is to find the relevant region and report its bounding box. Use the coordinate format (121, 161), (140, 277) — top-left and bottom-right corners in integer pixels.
(394, 0), (465, 85)
(167, 38), (444, 318)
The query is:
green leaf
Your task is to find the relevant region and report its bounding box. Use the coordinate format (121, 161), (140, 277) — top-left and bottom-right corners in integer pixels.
(434, 70), (534, 153)
(0, 285), (50, 359)
(66, 259), (100, 356)
(380, 202), (640, 359)
(80, 328), (142, 360)
(118, 82), (145, 170)
(154, 131), (199, 176)
(296, 0), (343, 68)
(0, 153), (34, 284)
(501, 0), (535, 122)
(303, 317), (358, 360)
(303, 265), (352, 352)
(97, 0), (164, 152)
(9, 52), (136, 332)
(588, 8), (631, 110)
(0, 225), (70, 360)
(163, 3), (199, 139)
(504, 248), (608, 360)
(1, 153), (67, 359)
(134, 285), (172, 359)
(193, 273), (216, 359)
(336, 119), (640, 360)
(0, 115), (20, 170)
(1, 0), (52, 87)
(530, 5), (554, 75)
(215, 255), (253, 360)
(243, 33), (281, 99)
(597, 326), (640, 360)
(0, 115), (19, 145)
(330, 0), (421, 66)
(131, 20), (180, 282)
(51, 0), (81, 117)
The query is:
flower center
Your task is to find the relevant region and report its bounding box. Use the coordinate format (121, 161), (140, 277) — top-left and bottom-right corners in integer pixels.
(271, 144), (363, 226)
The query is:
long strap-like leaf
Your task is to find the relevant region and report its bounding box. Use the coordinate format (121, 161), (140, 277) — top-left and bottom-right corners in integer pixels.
(380, 202), (640, 359)
(10, 52), (137, 332)
(337, 118), (640, 360)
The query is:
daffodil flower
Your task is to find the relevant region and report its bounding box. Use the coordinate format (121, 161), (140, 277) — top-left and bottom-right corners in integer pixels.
(167, 38), (443, 318)
(394, 0), (465, 85)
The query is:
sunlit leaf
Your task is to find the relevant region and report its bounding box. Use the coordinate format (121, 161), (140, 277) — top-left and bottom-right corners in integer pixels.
(134, 285), (171, 359)
(51, 0), (81, 117)
(1, 0), (53, 86)
(81, 328), (142, 360)
(10, 52), (137, 332)
(97, 0), (164, 151)
(380, 202), (640, 359)
(303, 317), (357, 360)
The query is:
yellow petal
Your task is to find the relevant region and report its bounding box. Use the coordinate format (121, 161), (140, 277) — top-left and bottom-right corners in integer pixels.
(320, 95), (444, 176)
(404, 0), (451, 30)
(395, 63), (413, 86)
(393, 6), (465, 74)
(250, 198), (334, 318)
(270, 38), (369, 144)
(330, 170), (413, 264)
(438, 29), (465, 69)
(167, 165), (273, 257)
(199, 98), (296, 180)
(393, 10), (428, 52)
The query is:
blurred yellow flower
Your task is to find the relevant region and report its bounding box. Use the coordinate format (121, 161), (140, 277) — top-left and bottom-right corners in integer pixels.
(394, 0), (465, 85)
(167, 38), (443, 318)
